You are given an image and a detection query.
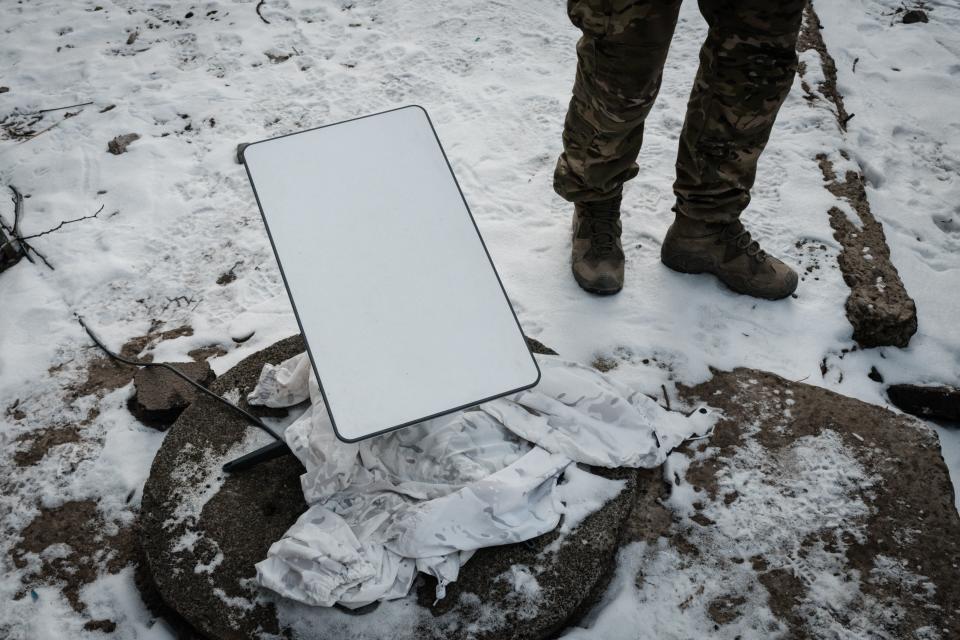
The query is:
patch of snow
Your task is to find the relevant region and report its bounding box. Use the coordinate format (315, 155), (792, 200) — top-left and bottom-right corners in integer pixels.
(555, 464), (626, 535)
(497, 564), (543, 621)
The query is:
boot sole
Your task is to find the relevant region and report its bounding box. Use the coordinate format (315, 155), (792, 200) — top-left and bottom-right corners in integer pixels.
(661, 249), (796, 301)
(572, 266), (622, 295)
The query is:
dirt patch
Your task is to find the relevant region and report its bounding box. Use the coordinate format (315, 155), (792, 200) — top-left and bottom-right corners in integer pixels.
(707, 594), (747, 625)
(69, 324), (194, 399)
(13, 425), (82, 467)
(188, 344), (228, 362)
(10, 500), (137, 613)
(756, 567), (807, 628)
(83, 619), (117, 633)
(591, 355), (618, 373)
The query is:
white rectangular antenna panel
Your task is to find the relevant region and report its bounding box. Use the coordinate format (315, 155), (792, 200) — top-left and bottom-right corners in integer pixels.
(243, 106), (540, 442)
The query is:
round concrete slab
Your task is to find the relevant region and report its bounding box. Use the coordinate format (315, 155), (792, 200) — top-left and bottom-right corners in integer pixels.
(139, 335), (644, 640)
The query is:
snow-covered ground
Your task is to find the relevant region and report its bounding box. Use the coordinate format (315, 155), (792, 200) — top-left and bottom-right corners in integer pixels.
(0, 0), (957, 638)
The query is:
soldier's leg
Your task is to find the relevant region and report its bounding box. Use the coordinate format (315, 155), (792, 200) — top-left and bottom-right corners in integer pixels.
(673, 0), (806, 222)
(554, 0), (683, 204)
(661, 0), (805, 299)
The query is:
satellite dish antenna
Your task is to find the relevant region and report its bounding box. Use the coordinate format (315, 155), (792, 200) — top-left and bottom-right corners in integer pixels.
(240, 105), (540, 445)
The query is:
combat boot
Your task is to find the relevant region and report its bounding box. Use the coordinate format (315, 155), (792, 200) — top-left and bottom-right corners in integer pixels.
(661, 212), (798, 300)
(571, 197), (624, 295)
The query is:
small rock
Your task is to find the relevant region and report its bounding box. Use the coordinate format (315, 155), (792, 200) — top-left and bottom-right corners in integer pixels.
(888, 384), (960, 423)
(107, 133), (140, 155)
(868, 366), (884, 383)
(231, 329), (255, 343)
(0, 86), (9, 93)
(83, 619), (117, 633)
(129, 362), (216, 428)
(902, 9), (928, 24)
(708, 595), (746, 625)
(264, 51), (292, 64)
(592, 355), (618, 373)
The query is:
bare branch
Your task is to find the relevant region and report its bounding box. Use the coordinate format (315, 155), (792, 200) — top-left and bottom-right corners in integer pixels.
(25, 241), (54, 269)
(36, 101), (94, 115)
(20, 204), (104, 240)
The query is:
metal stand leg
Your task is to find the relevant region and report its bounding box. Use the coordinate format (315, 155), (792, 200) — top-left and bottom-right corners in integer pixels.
(222, 440), (292, 473)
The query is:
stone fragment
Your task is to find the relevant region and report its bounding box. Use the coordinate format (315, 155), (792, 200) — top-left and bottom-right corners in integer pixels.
(888, 383), (960, 423)
(816, 153), (918, 348)
(107, 133), (140, 155)
(128, 361), (215, 428)
(799, 5), (918, 348)
(902, 9), (928, 24)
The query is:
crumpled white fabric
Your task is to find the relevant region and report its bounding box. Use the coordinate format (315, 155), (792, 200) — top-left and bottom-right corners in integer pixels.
(250, 351), (713, 608)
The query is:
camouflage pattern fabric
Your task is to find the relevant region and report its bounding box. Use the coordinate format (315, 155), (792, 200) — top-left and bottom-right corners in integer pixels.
(250, 351), (714, 608)
(554, 0), (806, 222)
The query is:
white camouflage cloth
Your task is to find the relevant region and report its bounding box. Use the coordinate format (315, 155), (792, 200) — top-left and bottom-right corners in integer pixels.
(249, 352), (712, 608)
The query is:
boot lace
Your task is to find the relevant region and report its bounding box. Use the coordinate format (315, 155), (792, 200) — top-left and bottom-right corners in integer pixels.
(584, 217), (619, 258)
(720, 222), (767, 264)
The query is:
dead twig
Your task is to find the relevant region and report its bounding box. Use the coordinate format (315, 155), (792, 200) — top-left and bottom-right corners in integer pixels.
(15, 119), (63, 144)
(25, 241), (53, 269)
(36, 101), (94, 115)
(161, 295), (201, 313)
(0, 186), (106, 270)
(256, 0), (270, 24)
(20, 204), (104, 240)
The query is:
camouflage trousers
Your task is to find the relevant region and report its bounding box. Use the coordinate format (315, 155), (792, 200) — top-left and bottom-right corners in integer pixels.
(554, 0), (806, 222)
